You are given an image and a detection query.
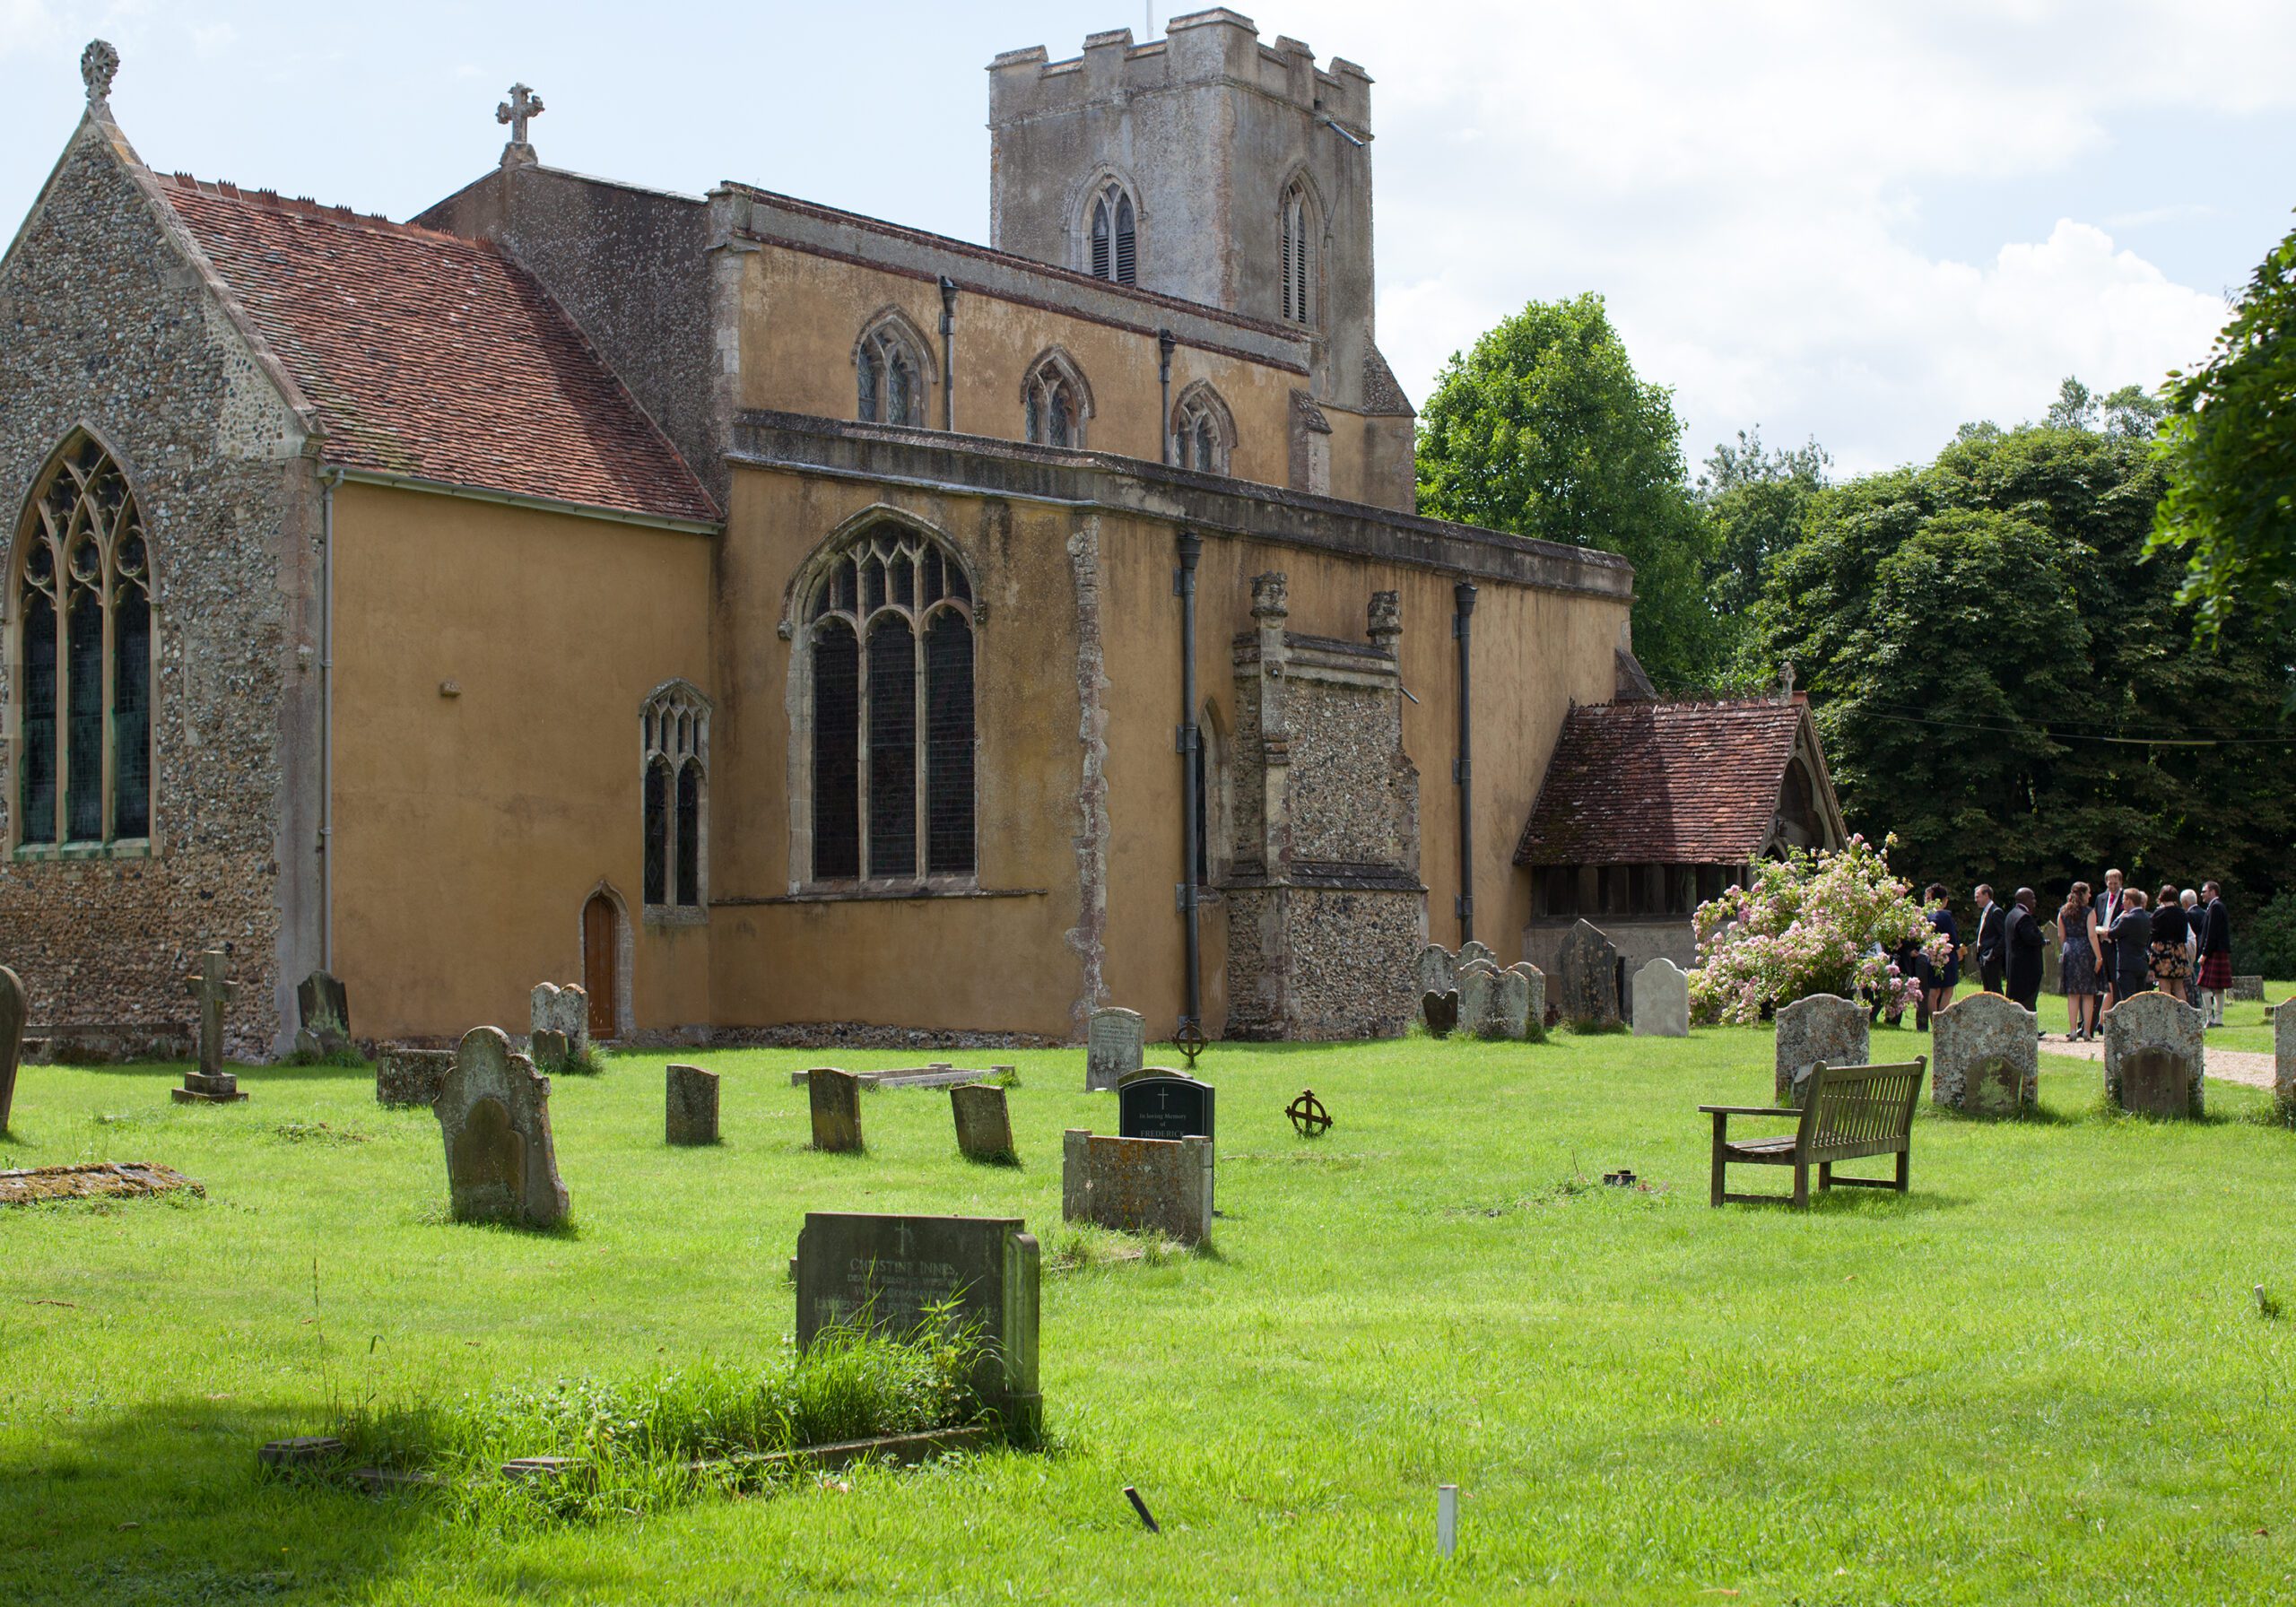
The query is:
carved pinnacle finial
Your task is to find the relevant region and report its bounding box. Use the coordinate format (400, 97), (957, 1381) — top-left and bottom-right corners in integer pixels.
(497, 82), (544, 165)
(82, 39), (120, 106)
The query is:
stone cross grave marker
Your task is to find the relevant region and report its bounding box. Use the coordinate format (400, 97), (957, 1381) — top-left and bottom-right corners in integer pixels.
(665, 1064), (719, 1146)
(294, 970), (352, 1058)
(0, 965), (24, 1133)
(1555, 920), (1621, 1030)
(2274, 1002), (2295, 1115)
(1063, 1130), (1215, 1245)
(1456, 959), (1500, 1038)
(434, 1026), (568, 1227)
(1631, 958), (1691, 1038)
(1930, 990), (2037, 1115)
(1086, 1006), (1144, 1092)
(1414, 944), (1456, 1002)
(1774, 994), (1869, 1106)
(809, 1066), (864, 1151)
(376, 1047), (452, 1109)
(795, 1212), (1040, 1435)
(175, 948), (246, 1104)
(951, 1082), (1017, 1164)
(2103, 990), (2205, 1118)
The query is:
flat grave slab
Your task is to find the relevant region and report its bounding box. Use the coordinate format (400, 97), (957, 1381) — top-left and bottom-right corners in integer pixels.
(1, 1161), (203, 1205)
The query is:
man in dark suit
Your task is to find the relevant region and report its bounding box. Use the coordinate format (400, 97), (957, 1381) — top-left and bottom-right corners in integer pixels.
(1972, 883), (2007, 995)
(2197, 880), (2233, 1027)
(2005, 887), (2046, 1013)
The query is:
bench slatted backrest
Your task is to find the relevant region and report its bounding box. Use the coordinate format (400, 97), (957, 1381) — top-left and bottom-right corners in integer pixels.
(1799, 1059), (1926, 1161)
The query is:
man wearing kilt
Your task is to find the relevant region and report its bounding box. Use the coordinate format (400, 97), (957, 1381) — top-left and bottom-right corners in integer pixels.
(2196, 881), (2233, 1028)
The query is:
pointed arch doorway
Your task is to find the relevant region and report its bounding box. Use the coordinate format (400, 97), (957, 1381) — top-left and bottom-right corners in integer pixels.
(582, 891), (619, 1040)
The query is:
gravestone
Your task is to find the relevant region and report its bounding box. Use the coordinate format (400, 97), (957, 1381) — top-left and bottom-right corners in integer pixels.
(1456, 959), (1500, 1039)
(1631, 958), (1691, 1038)
(665, 1064), (719, 1145)
(808, 1066), (864, 1151)
(951, 1082), (1017, 1163)
(2040, 921), (2061, 995)
(529, 983), (590, 1069)
(434, 1026), (568, 1227)
(1457, 939), (1499, 972)
(1509, 963), (1549, 1043)
(1085, 1006), (1144, 1092)
(174, 948), (246, 1104)
(1118, 1069), (1214, 1142)
(1422, 990), (1459, 1038)
(1486, 965), (1534, 1040)
(294, 970), (352, 1058)
(531, 1029), (569, 1076)
(2232, 976), (2266, 1003)
(1554, 920), (1621, 1029)
(375, 1047), (452, 1108)
(1414, 944), (1456, 1001)
(1774, 994), (1869, 1106)
(1063, 1130), (1215, 1245)
(2103, 990), (2205, 1118)
(794, 1212), (1040, 1434)
(0, 965), (23, 1133)
(0, 1161), (202, 1206)
(1930, 991), (2038, 1115)
(2274, 1003), (2296, 1114)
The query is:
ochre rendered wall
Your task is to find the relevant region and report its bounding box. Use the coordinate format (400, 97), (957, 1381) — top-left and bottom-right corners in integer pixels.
(328, 483), (715, 1043)
(736, 245), (1304, 491)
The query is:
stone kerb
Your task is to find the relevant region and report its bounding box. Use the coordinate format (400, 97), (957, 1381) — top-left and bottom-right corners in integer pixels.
(1061, 1129), (1215, 1246)
(434, 1026), (569, 1227)
(1775, 994), (1869, 1106)
(1930, 991), (2038, 1115)
(2275, 1003), (2296, 1115)
(0, 965), (24, 1134)
(2103, 990), (2205, 1118)
(1631, 958), (1690, 1038)
(665, 1064), (719, 1145)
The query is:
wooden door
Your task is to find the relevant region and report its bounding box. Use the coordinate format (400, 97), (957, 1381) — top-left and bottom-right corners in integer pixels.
(582, 894), (617, 1038)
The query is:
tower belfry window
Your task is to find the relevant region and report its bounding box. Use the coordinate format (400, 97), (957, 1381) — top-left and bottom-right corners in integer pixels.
(1281, 182), (1313, 325)
(1088, 181), (1136, 285)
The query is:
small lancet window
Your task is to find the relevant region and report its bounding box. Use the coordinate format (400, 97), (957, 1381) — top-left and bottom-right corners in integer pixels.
(639, 682), (709, 912)
(1088, 180), (1137, 285)
(1170, 385), (1234, 477)
(1022, 352), (1088, 449)
(856, 317), (927, 426)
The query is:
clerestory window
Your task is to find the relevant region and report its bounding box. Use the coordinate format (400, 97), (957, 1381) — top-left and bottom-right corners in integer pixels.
(1087, 180), (1137, 285)
(804, 524), (976, 885)
(641, 682), (709, 914)
(856, 315), (929, 428)
(1022, 350), (1091, 450)
(1170, 383), (1235, 476)
(13, 434), (152, 853)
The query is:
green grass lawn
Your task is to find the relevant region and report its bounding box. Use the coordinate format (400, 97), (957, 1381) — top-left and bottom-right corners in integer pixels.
(5, 1020), (2296, 1604)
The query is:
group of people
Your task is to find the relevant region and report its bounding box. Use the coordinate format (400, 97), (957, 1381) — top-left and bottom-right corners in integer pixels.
(1872, 874), (2234, 1041)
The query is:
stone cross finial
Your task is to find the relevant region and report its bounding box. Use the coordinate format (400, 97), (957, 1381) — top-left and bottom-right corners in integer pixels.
(497, 83), (544, 161)
(183, 948), (237, 1078)
(82, 39), (120, 105)
(1777, 660), (1796, 700)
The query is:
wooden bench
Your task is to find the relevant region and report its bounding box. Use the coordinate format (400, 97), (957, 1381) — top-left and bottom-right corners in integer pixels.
(1700, 1057), (1926, 1209)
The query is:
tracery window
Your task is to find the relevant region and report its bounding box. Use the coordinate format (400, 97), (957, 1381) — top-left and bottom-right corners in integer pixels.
(804, 524), (975, 884)
(1087, 179), (1137, 285)
(1170, 383), (1234, 476)
(1280, 180), (1314, 326)
(1022, 351), (1090, 449)
(856, 316), (927, 427)
(641, 682), (709, 913)
(14, 435), (152, 851)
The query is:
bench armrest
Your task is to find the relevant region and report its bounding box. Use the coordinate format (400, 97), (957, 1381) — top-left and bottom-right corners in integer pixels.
(1699, 1105), (1799, 1117)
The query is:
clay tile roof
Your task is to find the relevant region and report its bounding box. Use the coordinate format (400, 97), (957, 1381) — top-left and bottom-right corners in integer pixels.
(152, 175), (718, 526)
(1514, 697), (1806, 865)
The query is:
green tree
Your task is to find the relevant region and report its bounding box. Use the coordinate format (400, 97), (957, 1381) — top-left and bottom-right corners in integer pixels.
(1415, 294), (1717, 689)
(2150, 213), (2296, 634)
(1697, 429), (1830, 683)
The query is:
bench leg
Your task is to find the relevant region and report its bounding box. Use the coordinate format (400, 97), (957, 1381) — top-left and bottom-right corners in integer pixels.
(1792, 1160), (1810, 1211)
(1818, 1160), (1832, 1192)
(1709, 1114), (1726, 1208)
(1895, 1148), (1909, 1194)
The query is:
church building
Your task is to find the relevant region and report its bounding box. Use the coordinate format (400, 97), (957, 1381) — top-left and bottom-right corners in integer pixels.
(0, 18), (1807, 1057)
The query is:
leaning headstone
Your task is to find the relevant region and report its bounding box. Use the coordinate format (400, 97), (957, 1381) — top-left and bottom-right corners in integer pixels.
(951, 1082), (1017, 1164)
(1930, 991), (2038, 1115)
(294, 970), (352, 1058)
(2232, 976), (2266, 1003)
(1774, 994), (1869, 1106)
(1631, 958), (1691, 1038)
(175, 948), (246, 1104)
(1422, 990), (1460, 1038)
(0, 965), (23, 1133)
(1456, 959), (1501, 1038)
(375, 1047), (452, 1108)
(2274, 1003), (2296, 1115)
(2040, 921), (2062, 995)
(809, 1066), (864, 1151)
(1554, 920), (1621, 1029)
(1414, 944), (1457, 1001)
(665, 1064), (719, 1146)
(1063, 1130), (1215, 1246)
(529, 983), (591, 1068)
(795, 1212), (1040, 1435)
(433, 1026), (569, 1227)
(2103, 990), (2205, 1118)
(1085, 1006), (1144, 1092)
(1509, 962), (1549, 1043)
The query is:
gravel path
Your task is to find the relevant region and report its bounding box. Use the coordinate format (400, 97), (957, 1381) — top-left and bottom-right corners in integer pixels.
(2040, 1033), (2277, 1090)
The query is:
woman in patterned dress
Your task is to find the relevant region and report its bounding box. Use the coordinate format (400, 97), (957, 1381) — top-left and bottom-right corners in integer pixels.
(2148, 882), (2191, 1003)
(2057, 881), (2103, 1040)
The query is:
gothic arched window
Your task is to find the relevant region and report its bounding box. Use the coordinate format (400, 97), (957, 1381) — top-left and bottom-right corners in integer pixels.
(640, 681), (709, 913)
(1170, 383), (1235, 476)
(804, 523), (975, 884)
(1280, 180), (1315, 326)
(13, 434), (152, 850)
(1022, 350), (1091, 449)
(1087, 179), (1137, 285)
(855, 313), (930, 427)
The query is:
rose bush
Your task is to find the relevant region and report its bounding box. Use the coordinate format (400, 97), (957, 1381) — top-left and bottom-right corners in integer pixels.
(1688, 836), (1950, 1025)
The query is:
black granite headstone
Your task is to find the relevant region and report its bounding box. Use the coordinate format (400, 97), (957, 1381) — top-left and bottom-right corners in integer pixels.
(1118, 1070), (1215, 1142)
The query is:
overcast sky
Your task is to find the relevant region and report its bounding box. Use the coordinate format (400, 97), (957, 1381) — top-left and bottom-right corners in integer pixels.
(4, 1), (2291, 476)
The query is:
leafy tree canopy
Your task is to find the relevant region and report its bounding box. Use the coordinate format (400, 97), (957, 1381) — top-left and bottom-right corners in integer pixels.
(1697, 429), (1830, 683)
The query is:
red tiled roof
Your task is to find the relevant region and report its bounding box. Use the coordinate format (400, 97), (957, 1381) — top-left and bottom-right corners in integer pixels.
(1514, 698), (1806, 865)
(152, 176), (718, 526)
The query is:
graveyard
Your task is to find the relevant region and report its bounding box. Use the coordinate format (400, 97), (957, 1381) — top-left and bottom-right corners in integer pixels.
(5, 990), (2296, 1604)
